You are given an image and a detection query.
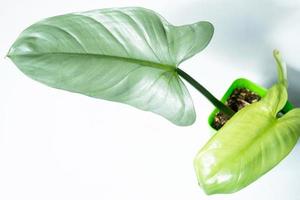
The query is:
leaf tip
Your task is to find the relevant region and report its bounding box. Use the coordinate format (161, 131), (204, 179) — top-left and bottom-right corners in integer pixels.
(273, 49), (280, 57)
(6, 46), (14, 59)
(273, 49), (288, 88)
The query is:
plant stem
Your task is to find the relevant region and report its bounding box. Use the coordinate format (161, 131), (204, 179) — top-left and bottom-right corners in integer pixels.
(176, 68), (235, 117)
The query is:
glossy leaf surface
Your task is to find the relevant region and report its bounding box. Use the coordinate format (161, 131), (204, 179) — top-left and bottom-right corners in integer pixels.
(194, 51), (300, 194)
(8, 7), (214, 125)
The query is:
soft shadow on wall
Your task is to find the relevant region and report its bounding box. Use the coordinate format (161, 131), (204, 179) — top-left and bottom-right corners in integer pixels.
(264, 66), (300, 107)
(170, 0), (300, 87)
(283, 66), (300, 107)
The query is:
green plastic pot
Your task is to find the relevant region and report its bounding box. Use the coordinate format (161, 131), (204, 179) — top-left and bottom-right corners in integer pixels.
(208, 78), (294, 130)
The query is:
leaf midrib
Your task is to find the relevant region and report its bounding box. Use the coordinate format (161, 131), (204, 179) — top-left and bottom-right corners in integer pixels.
(210, 112), (277, 178)
(8, 51), (176, 71)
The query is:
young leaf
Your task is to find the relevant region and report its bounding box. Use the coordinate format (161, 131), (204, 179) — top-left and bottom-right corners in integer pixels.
(8, 7), (214, 126)
(194, 50), (300, 194)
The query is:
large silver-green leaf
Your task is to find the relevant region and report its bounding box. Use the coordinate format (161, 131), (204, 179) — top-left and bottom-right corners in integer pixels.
(8, 7), (214, 126)
(194, 50), (300, 194)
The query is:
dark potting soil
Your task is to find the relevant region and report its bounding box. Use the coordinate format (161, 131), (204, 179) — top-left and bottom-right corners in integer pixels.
(212, 88), (261, 130)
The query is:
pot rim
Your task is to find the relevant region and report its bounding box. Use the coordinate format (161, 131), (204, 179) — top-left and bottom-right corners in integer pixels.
(208, 78), (294, 130)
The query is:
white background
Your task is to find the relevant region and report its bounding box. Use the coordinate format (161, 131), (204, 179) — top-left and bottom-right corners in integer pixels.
(1, 0), (300, 200)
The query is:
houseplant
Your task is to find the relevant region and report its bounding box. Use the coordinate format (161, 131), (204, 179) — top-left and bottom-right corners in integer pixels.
(7, 7), (300, 194)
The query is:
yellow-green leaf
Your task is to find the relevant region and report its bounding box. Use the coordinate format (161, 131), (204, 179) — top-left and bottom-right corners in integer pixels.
(194, 51), (300, 194)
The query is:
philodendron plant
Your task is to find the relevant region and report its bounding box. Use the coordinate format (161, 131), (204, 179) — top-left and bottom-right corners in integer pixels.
(7, 7), (299, 194)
